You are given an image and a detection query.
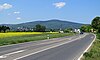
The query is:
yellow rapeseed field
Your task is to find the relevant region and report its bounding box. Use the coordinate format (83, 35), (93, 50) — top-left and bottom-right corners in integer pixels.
(0, 32), (43, 38)
(0, 32), (59, 38)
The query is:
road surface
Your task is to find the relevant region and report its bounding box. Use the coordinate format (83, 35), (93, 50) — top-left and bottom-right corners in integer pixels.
(0, 33), (95, 60)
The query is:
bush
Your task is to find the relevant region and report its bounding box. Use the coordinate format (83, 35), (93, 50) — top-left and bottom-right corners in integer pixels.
(83, 52), (92, 57)
(97, 34), (100, 39)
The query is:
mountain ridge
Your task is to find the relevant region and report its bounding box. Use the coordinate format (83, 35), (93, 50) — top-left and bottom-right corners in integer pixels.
(0, 19), (85, 30)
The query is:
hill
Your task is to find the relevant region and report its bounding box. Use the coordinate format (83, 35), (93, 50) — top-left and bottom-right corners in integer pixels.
(1, 19), (84, 30)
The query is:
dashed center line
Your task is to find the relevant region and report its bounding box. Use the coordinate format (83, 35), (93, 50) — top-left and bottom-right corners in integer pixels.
(0, 50), (25, 59)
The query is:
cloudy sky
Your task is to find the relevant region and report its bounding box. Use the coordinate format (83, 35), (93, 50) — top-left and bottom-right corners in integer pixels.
(0, 0), (100, 24)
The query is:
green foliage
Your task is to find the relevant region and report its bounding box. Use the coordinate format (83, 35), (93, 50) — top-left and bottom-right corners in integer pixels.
(97, 25), (100, 33)
(97, 34), (100, 39)
(0, 25), (10, 33)
(91, 16), (100, 33)
(91, 17), (100, 29)
(83, 52), (92, 57)
(80, 25), (92, 32)
(34, 24), (46, 32)
(64, 28), (73, 33)
(50, 29), (56, 32)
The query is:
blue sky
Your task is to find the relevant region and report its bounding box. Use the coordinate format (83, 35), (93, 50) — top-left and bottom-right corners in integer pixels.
(0, 0), (100, 24)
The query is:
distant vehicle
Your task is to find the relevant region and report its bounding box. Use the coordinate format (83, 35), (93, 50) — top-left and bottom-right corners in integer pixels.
(80, 32), (83, 34)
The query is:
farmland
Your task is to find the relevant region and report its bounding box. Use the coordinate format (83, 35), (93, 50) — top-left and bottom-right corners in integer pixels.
(0, 32), (43, 38)
(0, 32), (74, 46)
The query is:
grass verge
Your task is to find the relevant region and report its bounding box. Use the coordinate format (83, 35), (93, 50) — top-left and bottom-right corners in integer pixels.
(82, 34), (100, 60)
(0, 33), (74, 46)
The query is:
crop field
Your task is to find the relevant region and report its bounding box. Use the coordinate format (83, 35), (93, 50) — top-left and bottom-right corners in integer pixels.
(0, 32), (73, 46)
(0, 32), (43, 38)
(0, 32), (59, 38)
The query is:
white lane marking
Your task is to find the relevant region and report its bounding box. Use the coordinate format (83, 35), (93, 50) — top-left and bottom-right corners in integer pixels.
(77, 34), (96, 60)
(0, 50), (25, 58)
(0, 39), (69, 55)
(0, 55), (6, 58)
(14, 34), (87, 60)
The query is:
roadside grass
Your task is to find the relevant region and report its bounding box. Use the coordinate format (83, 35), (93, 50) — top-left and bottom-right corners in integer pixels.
(0, 32), (74, 46)
(83, 34), (100, 60)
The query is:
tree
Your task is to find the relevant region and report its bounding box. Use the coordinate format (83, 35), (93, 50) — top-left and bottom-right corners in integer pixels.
(91, 16), (100, 33)
(50, 29), (56, 32)
(86, 25), (92, 32)
(0, 26), (10, 33)
(41, 25), (46, 32)
(34, 24), (46, 32)
(97, 25), (100, 33)
(0, 26), (2, 32)
(64, 28), (73, 33)
(80, 25), (92, 32)
(80, 25), (86, 32)
(91, 17), (100, 29)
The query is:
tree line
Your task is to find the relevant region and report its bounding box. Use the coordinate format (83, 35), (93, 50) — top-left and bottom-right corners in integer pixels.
(33, 24), (46, 32)
(1, 16), (100, 33)
(0, 24), (46, 33)
(80, 16), (100, 33)
(0, 25), (10, 33)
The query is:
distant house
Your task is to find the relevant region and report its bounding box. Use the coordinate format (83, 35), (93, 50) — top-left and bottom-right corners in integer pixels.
(74, 29), (81, 33)
(59, 31), (64, 33)
(17, 27), (33, 32)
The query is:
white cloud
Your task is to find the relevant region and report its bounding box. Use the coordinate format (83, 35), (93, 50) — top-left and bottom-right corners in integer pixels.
(14, 11), (20, 14)
(53, 2), (66, 8)
(7, 11), (20, 15)
(16, 17), (21, 20)
(0, 3), (12, 11)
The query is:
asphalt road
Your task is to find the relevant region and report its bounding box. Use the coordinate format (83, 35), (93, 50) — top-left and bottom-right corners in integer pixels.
(0, 33), (95, 60)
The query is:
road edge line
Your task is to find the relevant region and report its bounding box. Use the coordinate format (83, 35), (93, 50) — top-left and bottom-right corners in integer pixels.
(77, 33), (96, 60)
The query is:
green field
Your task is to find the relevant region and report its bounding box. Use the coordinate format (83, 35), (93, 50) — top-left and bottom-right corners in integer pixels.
(83, 34), (100, 60)
(0, 32), (74, 46)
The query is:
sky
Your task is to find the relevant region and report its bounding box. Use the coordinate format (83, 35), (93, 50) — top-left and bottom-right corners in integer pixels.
(0, 0), (100, 24)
